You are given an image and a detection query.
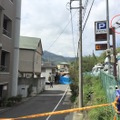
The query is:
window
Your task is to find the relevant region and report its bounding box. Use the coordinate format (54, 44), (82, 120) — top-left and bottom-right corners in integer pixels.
(3, 15), (12, 38)
(0, 50), (10, 72)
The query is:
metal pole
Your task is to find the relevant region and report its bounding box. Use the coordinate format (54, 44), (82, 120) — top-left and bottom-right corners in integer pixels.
(78, 0), (83, 108)
(106, 0), (110, 49)
(11, 0), (21, 96)
(112, 28), (117, 81)
(106, 0), (111, 74)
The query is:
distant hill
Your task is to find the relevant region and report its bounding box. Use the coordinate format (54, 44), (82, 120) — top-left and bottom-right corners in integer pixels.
(42, 51), (75, 64)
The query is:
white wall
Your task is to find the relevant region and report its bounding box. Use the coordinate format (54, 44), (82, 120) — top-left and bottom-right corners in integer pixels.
(41, 68), (52, 82)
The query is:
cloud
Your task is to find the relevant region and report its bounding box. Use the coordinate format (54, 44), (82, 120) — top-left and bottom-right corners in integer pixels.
(20, 0), (120, 57)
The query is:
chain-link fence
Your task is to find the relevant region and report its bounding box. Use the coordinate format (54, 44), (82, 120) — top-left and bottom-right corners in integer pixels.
(100, 71), (120, 119)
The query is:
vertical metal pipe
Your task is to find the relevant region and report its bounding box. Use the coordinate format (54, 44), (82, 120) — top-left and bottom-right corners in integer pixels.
(106, 0), (110, 49)
(11, 0), (21, 96)
(106, 0), (111, 74)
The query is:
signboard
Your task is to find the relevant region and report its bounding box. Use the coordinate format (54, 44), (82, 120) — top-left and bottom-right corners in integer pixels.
(95, 34), (107, 41)
(95, 43), (107, 50)
(95, 21), (107, 34)
(95, 21), (107, 41)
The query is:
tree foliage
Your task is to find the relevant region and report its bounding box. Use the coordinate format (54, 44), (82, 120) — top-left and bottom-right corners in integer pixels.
(82, 55), (98, 72)
(69, 61), (79, 102)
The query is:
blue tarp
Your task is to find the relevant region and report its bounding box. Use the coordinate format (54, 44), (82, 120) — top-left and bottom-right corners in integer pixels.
(59, 76), (71, 84)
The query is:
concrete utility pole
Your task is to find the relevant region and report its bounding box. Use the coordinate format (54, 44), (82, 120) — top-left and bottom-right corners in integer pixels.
(11, 0), (21, 96)
(70, 0), (83, 108)
(78, 0), (83, 108)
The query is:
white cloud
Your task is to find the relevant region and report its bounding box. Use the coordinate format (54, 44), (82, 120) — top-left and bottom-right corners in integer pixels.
(20, 0), (120, 57)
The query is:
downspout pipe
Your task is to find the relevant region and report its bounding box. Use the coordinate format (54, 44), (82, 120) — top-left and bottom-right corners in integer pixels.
(11, 0), (21, 96)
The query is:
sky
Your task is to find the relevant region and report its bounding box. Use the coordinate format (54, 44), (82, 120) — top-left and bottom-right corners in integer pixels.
(20, 0), (120, 57)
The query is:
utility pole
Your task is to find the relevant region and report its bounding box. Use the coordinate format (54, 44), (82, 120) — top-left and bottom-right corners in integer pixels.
(78, 0), (83, 108)
(70, 0), (83, 108)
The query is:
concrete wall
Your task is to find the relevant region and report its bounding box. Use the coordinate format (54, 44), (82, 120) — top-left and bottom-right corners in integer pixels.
(18, 77), (45, 97)
(41, 68), (52, 83)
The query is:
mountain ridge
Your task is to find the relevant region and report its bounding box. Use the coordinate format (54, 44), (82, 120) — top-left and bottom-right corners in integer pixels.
(42, 50), (75, 64)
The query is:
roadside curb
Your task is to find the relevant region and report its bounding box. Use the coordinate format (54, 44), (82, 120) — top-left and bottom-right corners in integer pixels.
(0, 107), (10, 113)
(72, 112), (83, 120)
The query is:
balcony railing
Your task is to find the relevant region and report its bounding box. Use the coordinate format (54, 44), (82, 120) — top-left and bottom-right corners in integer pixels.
(3, 28), (11, 38)
(0, 65), (7, 72)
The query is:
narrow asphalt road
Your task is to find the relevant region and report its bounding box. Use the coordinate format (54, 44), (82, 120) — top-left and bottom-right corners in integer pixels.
(0, 84), (72, 120)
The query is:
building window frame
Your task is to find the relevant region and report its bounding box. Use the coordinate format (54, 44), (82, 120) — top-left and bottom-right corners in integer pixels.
(3, 15), (12, 38)
(0, 50), (10, 72)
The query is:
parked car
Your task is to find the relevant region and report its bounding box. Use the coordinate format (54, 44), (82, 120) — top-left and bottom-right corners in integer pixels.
(92, 65), (104, 76)
(45, 79), (50, 84)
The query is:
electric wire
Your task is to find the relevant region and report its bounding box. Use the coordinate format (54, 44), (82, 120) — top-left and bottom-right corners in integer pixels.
(47, 0), (95, 59)
(82, 0), (89, 21)
(46, 21), (70, 51)
(76, 0), (95, 57)
(46, 11), (78, 53)
(82, 0), (95, 32)
(70, 10), (77, 58)
(45, 10), (78, 63)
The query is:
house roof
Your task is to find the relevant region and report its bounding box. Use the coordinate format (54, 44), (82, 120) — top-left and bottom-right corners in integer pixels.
(20, 36), (42, 50)
(42, 62), (57, 69)
(59, 62), (69, 65)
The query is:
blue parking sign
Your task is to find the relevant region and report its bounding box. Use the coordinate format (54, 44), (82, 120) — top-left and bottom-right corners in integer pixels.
(97, 22), (106, 30)
(95, 21), (107, 34)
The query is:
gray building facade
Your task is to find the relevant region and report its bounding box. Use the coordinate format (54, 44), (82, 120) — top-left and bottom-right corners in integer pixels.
(0, 0), (19, 98)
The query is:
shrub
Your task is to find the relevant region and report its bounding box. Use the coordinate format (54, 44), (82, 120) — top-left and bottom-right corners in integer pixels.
(15, 94), (22, 102)
(83, 75), (114, 120)
(70, 82), (79, 102)
(0, 95), (22, 107)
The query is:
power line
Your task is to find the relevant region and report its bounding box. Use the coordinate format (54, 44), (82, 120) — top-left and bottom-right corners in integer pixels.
(82, 0), (95, 32)
(46, 11), (78, 52)
(70, 10), (77, 58)
(46, 21), (70, 51)
(82, 0), (89, 21)
(76, 0), (95, 58)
